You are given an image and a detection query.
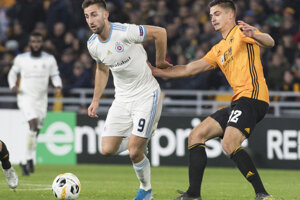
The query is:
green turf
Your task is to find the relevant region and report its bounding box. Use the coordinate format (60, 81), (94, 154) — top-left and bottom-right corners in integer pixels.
(0, 164), (299, 200)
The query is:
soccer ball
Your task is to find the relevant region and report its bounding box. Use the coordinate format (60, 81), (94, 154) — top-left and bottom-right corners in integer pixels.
(52, 173), (81, 199)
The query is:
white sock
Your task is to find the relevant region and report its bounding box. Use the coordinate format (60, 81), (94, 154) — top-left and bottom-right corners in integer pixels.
(25, 130), (37, 161)
(115, 137), (129, 155)
(133, 155), (151, 191)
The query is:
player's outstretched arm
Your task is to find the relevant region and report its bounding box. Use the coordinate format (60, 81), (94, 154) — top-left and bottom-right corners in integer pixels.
(238, 20), (275, 48)
(88, 62), (109, 118)
(149, 59), (214, 79)
(144, 25), (172, 69)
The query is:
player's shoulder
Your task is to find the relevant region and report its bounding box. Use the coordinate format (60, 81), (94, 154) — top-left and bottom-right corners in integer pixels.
(87, 33), (97, 45)
(16, 52), (30, 58)
(111, 22), (129, 32)
(41, 51), (54, 58)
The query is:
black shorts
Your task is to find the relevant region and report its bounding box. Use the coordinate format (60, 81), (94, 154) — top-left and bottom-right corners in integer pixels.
(210, 97), (269, 138)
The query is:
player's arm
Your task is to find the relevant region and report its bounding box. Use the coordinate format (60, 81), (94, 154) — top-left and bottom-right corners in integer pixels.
(144, 25), (172, 69)
(88, 62), (109, 118)
(149, 59), (214, 78)
(238, 20), (275, 48)
(50, 57), (63, 93)
(8, 58), (20, 94)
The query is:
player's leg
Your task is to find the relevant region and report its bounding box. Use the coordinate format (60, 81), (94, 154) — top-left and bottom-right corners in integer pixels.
(130, 89), (162, 200)
(100, 99), (133, 156)
(0, 140), (18, 189)
(101, 136), (124, 156)
(25, 118), (39, 173)
(128, 135), (151, 192)
(174, 116), (224, 200)
(223, 97), (273, 200)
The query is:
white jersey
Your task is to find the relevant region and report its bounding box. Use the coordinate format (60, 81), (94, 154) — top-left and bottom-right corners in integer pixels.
(8, 52), (62, 100)
(87, 22), (159, 101)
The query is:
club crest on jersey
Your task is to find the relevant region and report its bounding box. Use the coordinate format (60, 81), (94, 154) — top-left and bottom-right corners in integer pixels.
(115, 42), (124, 53)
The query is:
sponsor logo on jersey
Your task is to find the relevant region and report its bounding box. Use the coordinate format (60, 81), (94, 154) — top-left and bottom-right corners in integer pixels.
(139, 26), (144, 36)
(115, 42), (124, 53)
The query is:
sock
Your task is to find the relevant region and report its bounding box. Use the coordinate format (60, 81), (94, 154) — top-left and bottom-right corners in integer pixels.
(231, 147), (267, 194)
(115, 137), (129, 155)
(186, 143), (207, 197)
(133, 155), (151, 191)
(0, 140), (12, 170)
(25, 130), (37, 161)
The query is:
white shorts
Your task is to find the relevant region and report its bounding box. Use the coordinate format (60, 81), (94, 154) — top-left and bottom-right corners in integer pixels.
(102, 88), (162, 138)
(17, 96), (47, 128)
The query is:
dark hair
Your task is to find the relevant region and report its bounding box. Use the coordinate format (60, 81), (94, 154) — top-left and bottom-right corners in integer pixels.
(30, 32), (43, 39)
(82, 0), (107, 10)
(209, 0), (236, 13)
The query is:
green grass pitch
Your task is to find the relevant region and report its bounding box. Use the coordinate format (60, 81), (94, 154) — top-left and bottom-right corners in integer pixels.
(0, 164), (299, 200)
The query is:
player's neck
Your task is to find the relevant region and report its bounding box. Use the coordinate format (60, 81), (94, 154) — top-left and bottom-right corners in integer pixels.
(98, 21), (111, 42)
(221, 22), (236, 39)
(31, 51), (41, 57)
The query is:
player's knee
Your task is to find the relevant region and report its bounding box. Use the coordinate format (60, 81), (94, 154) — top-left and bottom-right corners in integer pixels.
(100, 147), (115, 157)
(222, 141), (234, 155)
(188, 129), (207, 145)
(129, 149), (142, 163)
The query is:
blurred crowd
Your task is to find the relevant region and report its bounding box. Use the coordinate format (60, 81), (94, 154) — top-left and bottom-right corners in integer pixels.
(0, 0), (300, 96)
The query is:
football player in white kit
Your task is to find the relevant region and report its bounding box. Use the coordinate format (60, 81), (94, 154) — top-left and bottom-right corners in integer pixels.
(82, 0), (171, 199)
(8, 32), (62, 176)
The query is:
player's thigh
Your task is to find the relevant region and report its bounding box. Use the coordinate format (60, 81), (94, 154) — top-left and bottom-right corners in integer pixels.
(17, 97), (38, 122)
(102, 100), (133, 138)
(189, 116), (224, 146)
(131, 89), (162, 139)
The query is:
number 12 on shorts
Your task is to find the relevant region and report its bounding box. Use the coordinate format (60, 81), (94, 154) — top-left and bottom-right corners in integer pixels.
(228, 110), (242, 123)
(137, 118), (146, 132)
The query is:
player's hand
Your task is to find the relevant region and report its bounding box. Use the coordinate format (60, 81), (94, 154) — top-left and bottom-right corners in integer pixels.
(156, 60), (173, 69)
(147, 61), (163, 77)
(54, 87), (62, 95)
(238, 20), (255, 38)
(11, 86), (19, 94)
(88, 101), (99, 118)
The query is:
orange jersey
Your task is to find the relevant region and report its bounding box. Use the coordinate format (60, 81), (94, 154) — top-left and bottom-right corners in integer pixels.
(203, 25), (269, 104)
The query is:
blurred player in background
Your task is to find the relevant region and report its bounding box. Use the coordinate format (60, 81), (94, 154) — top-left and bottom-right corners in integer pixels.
(0, 140), (18, 189)
(82, 0), (172, 199)
(150, 0), (275, 200)
(8, 32), (62, 176)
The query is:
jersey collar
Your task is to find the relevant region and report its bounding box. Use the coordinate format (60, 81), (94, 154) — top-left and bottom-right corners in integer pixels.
(224, 25), (238, 41)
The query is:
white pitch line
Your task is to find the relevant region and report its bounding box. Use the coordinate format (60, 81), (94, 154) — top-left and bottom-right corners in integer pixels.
(21, 183), (52, 187)
(16, 188), (52, 191)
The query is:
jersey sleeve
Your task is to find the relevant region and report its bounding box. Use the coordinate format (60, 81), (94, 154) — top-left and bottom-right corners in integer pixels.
(87, 44), (101, 63)
(124, 24), (147, 44)
(49, 56), (62, 87)
(239, 26), (261, 44)
(202, 47), (218, 69)
(49, 56), (60, 76)
(8, 56), (21, 89)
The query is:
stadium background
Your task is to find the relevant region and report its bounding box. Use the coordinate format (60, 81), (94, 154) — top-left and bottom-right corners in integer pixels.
(0, 0), (299, 177)
(0, 0), (300, 199)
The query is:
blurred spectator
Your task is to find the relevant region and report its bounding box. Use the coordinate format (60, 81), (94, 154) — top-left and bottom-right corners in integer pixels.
(59, 48), (75, 87)
(7, 0), (45, 33)
(267, 53), (289, 90)
(9, 22), (29, 52)
(292, 55), (300, 79)
(280, 70), (300, 101)
(63, 61), (93, 93)
(0, 62), (11, 87)
(46, 0), (71, 36)
(50, 22), (66, 55)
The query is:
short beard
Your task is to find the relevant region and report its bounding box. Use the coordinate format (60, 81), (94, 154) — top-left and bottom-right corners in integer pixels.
(94, 23), (105, 35)
(30, 47), (42, 57)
